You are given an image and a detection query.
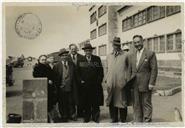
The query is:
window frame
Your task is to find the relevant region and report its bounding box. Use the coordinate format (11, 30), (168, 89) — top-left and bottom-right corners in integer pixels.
(166, 6), (181, 16)
(121, 5), (181, 32)
(90, 29), (97, 40)
(98, 23), (107, 37)
(133, 10), (147, 28)
(158, 35), (166, 53)
(98, 44), (107, 56)
(122, 16), (133, 32)
(98, 5), (107, 18)
(166, 31), (182, 52)
(90, 11), (97, 24)
(147, 6), (166, 23)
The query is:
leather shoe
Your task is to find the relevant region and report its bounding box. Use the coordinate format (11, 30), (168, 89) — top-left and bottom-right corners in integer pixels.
(83, 118), (90, 123)
(111, 119), (118, 123)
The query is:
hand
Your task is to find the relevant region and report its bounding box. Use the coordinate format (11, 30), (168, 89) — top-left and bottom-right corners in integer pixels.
(107, 86), (111, 93)
(81, 80), (85, 84)
(60, 85), (65, 89)
(48, 80), (53, 84)
(149, 84), (154, 90)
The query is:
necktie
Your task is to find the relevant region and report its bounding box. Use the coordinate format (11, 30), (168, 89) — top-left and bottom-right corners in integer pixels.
(64, 61), (67, 69)
(72, 55), (76, 64)
(114, 51), (118, 57)
(87, 56), (90, 63)
(72, 55), (75, 60)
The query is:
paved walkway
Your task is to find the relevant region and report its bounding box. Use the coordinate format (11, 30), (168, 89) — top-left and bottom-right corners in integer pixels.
(6, 67), (182, 123)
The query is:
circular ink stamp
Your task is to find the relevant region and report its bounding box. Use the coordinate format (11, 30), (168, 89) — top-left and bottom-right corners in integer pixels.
(15, 13), (42, 40)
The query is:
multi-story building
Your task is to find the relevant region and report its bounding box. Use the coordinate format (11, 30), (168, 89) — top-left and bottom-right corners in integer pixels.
(88, 5), (120, 67)
(117, 5), (183, 78)
(82, 4), (183, 78)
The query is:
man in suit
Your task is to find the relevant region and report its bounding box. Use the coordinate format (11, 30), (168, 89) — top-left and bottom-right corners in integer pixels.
(129, 35), (158, 122)
(53, 48), (77, 122)
(80, 43), (104, 123)
(68, 43), (84, 119)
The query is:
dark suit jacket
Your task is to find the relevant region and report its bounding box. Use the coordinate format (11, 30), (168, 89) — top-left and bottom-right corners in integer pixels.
(129, 48), (158, 92)
(53, 60), (79, 105)
(69, 53), (84, 85)
(80, 55), (104, 106)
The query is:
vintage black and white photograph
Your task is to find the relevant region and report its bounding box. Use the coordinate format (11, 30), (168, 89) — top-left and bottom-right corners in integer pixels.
(3, 2), (184, 127)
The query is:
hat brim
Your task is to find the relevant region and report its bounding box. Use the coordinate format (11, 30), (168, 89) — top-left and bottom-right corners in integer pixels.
(82, 47), (95, 50)
(58, 51), (69, 56)
(112, 41), (121, 46)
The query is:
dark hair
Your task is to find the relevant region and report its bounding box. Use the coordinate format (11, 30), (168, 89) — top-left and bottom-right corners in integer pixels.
(38, 55), (47, 63)
(133, 35), (143, 40)
(69, 43), (77, 49)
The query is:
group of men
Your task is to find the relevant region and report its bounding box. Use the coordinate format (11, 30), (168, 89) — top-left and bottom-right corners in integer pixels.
(52, 34), (158, 123)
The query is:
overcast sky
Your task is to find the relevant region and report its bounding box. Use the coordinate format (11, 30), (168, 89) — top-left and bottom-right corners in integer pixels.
(5, 5), (90, 58)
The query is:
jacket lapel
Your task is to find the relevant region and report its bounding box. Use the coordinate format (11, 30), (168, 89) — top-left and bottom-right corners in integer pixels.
(137, 48), (146, 71)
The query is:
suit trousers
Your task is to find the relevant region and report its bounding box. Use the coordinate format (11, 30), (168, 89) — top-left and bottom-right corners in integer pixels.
(133, 88), (152, 122)
(58, 91), (75, 120)
(84, 105), (100, 121)
(109, 99), (127, 122)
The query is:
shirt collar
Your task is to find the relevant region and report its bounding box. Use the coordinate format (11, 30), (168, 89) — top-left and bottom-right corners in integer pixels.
(86, 55), (91, 60)
(111, 50), (122, 55)
(62, 60), (68, 65)
(137, 47), (144, 54)
(71, 54), (77, 58)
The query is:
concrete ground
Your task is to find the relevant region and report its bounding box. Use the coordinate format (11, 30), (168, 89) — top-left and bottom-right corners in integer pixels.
(6, 67), (182, 123)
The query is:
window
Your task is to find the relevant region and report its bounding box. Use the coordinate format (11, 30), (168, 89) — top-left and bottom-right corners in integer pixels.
(159, 36), (165, 52)
(143, 39), (148, 49)
(90, 11), (97, 24)
(175, 32), (182, 51)
(167, 34), (174, 51)
(166, 6), (181, 16)
(121, 6), (180, 32)
(147, 38), (153, 51)
(133, 10), (146, 27)
(167, 32), (182, 52)
(146, 35), (165, 53)
(98, 23), (107, 36)
(99, 45), (107, 56)
(147, 6), (165, 22)
(90, 29), (97, 40)
(93, 47), (97, 55)
(122, 17), (132, 31)
(153, 37), (159, 52)
(98, 6), (107, 18)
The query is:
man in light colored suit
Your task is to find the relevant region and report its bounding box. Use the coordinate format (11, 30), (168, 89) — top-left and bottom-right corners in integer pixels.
(129, 35), (158, 122)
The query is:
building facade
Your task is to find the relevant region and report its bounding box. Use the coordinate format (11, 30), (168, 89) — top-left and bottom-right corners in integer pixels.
(117, 5), (183, 78)
(83, 4), (183, 78)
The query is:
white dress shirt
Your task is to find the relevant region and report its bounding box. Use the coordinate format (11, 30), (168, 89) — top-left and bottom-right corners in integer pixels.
(86, 56), (91, 63)
(136, 48), (144, 67)
(71, 54), (77, 65)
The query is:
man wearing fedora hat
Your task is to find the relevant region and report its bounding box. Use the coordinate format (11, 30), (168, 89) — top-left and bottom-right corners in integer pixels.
(53, 48), (78, 122)
(80, 43), (104, 123)
(104, 37), (130, 123)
